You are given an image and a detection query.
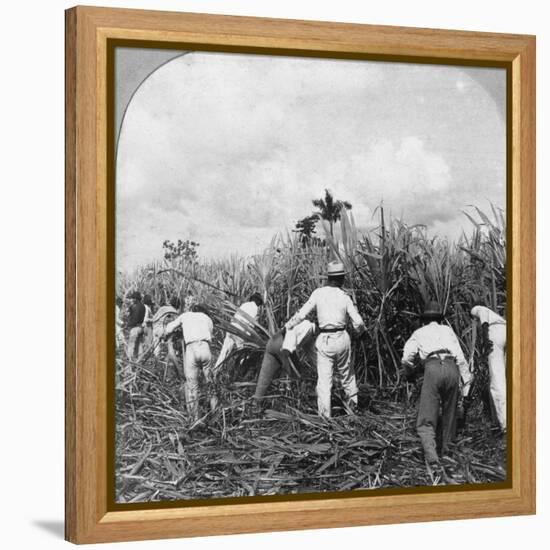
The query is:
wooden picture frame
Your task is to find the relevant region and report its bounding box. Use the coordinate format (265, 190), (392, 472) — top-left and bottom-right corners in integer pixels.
(65, 5), (536, 544)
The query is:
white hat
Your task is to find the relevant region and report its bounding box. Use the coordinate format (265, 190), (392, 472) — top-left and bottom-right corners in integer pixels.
(327, 261), (346, 277)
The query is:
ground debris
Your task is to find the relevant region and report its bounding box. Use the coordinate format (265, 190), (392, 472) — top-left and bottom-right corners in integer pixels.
(115, 357), (507, 503)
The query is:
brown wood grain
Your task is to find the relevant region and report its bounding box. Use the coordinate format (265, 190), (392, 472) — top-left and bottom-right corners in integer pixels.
(64, 7), (77, 543)
(65, 5), (536, 544)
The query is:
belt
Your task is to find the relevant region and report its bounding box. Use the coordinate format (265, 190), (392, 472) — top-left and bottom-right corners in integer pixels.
(319, 327), (345, 333)
(426, 348), (451, 360)
(185, 339), (209, 346)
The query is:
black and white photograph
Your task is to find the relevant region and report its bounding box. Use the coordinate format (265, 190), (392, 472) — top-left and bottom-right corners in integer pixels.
(114, 48), (507, 503)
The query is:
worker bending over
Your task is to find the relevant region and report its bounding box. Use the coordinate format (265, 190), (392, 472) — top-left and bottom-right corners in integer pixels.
(253, 320), (317, 403)
(215, 293), (264, 369)
(401, 301), (472, 467)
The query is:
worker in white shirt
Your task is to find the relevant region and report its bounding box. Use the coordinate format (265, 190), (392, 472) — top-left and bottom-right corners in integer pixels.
(163, 303), (216, 423)
(253, 320), (317, 403)
(285, 262), (365, 418)
(470, 304), (507, 431)
(401, 301), (472, 466)
(214, 292), (264, 369)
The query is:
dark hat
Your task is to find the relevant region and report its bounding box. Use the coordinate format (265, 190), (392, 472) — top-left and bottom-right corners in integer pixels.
(192, 302), (209, 314)
(129, 290), (142, 301)
(249, 292), (264, 306)
(421, 300), (443, 320)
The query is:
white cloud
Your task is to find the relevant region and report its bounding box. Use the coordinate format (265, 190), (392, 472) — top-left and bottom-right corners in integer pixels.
(116, 53), (506, 270)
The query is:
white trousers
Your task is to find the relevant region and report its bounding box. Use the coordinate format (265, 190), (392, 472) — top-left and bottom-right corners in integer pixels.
(183, 341), (214, 422)
(315, 331), (358, 418)
(116, 325), (126, 348)
(127, 327), (144, 360)
(143, 323), (153, 349)
(214, 333), (242, 369)
(488, 323), (507, 430)
(152, 324), (165, 358)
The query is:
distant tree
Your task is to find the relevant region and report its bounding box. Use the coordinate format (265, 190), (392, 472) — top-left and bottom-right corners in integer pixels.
(312, 189), (352, 236)
(293, 214), (319, 245)
(162, 239), (199, 265)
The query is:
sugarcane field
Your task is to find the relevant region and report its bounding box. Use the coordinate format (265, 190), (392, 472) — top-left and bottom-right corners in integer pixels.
(114, 53), (507, 504)
(114, 203), (507, 503)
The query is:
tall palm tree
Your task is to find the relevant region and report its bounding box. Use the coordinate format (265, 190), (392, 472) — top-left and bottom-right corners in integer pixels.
(312, 188), (352, 236)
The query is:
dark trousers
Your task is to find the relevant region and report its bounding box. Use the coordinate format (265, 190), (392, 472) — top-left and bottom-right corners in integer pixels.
(417, 357), (460, 463)
(254, 333), (284, 400)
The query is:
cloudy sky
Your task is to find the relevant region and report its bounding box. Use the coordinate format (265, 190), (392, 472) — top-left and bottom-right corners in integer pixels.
(116, 51), (506, 272)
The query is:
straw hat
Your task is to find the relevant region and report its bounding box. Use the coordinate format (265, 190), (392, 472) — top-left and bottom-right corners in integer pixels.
(327, 261), (346, 277)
